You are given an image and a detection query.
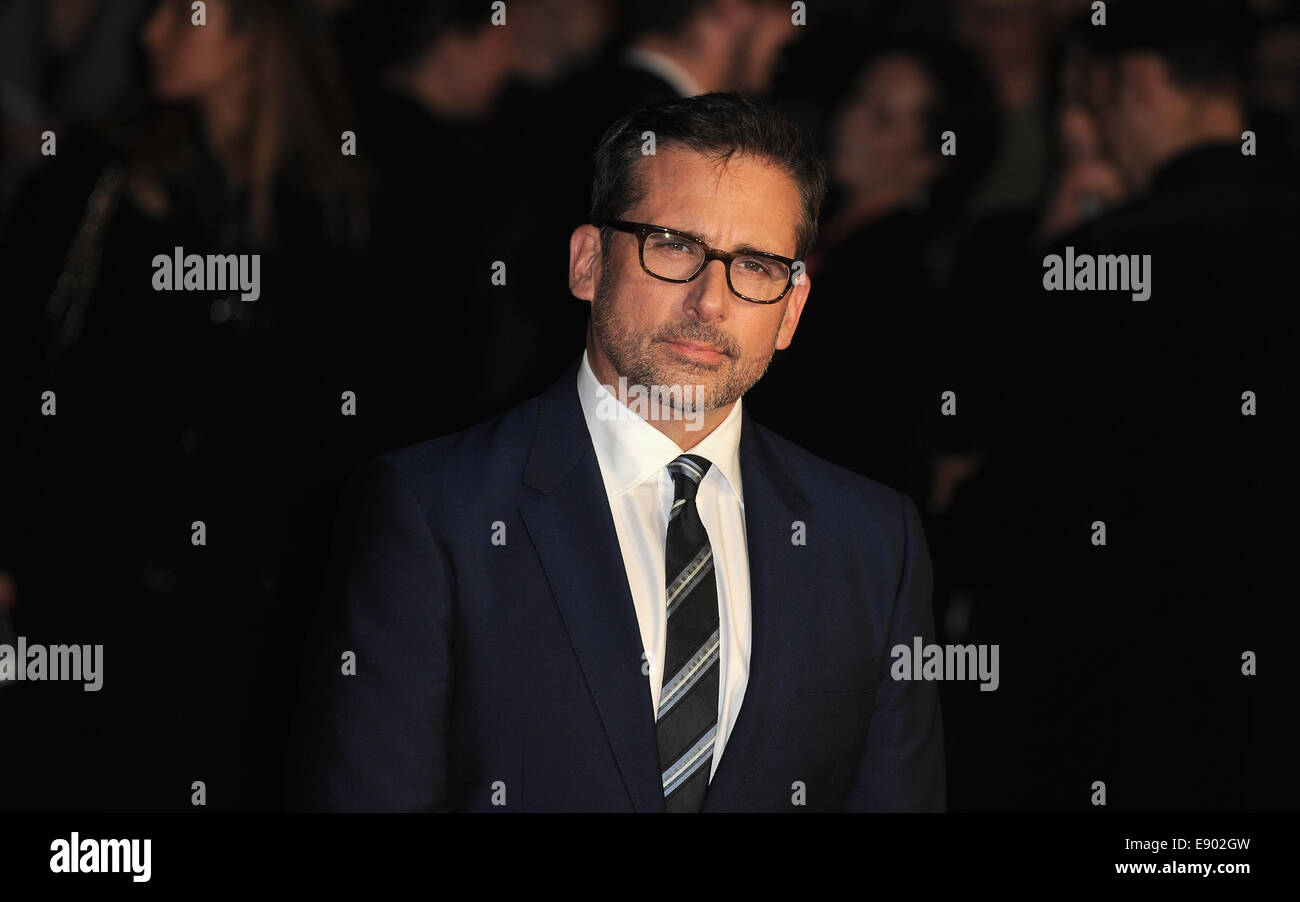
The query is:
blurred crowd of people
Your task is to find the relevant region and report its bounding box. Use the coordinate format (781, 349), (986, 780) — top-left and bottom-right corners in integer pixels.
(1, 0), (1297, 810)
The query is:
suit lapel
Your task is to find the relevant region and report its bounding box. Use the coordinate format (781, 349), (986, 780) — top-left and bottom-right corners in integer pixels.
(701, 416), (815, 811)
(518, 360), (665, 812)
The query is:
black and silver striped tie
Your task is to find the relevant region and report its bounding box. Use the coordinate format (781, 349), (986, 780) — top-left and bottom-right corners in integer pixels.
(656, 453), (721, 812)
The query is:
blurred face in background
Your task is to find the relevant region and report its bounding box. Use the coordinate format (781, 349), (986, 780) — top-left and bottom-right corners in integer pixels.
(956, 0), (1043, 78)
(831, 55), (940, 205)
(734, 1), (800, 94)
(1038, 48), (1125, 236)
(513, 0), (612, 83)
(1084, 55), (1168, 189)
(1252, 22), (1300, 112)
(1058, 47), (1116, 168)
(143, 0), (253, 101)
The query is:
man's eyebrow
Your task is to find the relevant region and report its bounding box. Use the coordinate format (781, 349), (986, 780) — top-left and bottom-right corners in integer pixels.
(679, 226), (786, 256)
(663, 223), (711, 243)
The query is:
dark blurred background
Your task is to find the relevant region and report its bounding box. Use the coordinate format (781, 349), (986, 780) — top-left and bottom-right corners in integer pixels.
(1, 0), (1297, 811)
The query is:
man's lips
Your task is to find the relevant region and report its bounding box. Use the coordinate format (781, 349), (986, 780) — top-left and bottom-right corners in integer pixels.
(663, 339), (728, 360)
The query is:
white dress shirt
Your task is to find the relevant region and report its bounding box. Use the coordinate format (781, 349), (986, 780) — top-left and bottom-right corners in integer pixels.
(621, 46), (706, 98)
(576, 351), (751, 780)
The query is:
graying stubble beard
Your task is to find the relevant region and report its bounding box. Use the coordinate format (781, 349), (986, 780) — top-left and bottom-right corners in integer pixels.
(590, 257), (778, 414)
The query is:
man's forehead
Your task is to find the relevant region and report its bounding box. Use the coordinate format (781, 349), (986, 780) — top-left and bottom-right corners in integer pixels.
(638, 145), (792, 196)
(633, 147), (801, 251)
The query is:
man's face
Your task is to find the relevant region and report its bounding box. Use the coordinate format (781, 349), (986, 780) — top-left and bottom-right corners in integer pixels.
(1085, 55), (1162, 189)
(573, 145), (810, 414)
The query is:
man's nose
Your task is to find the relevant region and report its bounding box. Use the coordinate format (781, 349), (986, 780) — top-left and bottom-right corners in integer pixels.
(684, 258), (731, 321)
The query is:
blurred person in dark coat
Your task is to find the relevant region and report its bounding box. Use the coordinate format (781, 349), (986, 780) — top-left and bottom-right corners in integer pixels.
(746, 37), (998, 506)
(954, 0), (1054, 216)
(329, 0), (613, 442)
(974, 0), (1300, 810)
(0, 0), (368, 809)
(0, 0), (152, 215)
(930, 28), (1128, 538)
(1246, 5), (1300, 165)
(332, 1), (522, 446)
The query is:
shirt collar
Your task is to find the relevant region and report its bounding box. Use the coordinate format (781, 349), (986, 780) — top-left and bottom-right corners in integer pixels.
(621, 45), (705, 98)
(577, 350), (744, 503)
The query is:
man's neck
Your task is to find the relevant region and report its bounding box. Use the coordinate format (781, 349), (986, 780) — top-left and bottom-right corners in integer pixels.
(655, 404), (734, 451)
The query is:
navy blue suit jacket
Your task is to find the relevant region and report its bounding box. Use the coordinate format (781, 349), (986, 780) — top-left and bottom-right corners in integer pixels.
(291, 358), (945, 811)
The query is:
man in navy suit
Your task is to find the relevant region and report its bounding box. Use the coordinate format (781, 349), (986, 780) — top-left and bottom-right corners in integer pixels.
(291, 93), (945, 812)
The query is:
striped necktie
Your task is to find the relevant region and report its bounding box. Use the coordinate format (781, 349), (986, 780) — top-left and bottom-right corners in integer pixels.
(656, 453), (721, 812)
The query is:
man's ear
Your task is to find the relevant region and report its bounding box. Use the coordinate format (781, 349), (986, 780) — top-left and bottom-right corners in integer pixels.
(775, 270), (811, 351)
(569, 224), (602, 302)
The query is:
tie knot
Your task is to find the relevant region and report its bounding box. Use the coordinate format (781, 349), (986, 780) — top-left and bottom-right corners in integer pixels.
(667, 454), (711, 502)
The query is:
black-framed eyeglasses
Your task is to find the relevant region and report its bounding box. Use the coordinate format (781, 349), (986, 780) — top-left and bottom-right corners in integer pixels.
(601, 219), (800, 304)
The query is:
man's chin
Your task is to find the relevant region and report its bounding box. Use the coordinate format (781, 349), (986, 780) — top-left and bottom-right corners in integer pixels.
(627, 364), (723, 412)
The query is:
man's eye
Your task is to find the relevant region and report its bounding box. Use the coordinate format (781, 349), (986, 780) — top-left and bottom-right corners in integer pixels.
(651, 236), (694, 254)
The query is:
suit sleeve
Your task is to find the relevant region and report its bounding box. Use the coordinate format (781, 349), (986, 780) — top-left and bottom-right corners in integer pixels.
(287, 456), (454, 811)
(842, 492), (947, 811)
